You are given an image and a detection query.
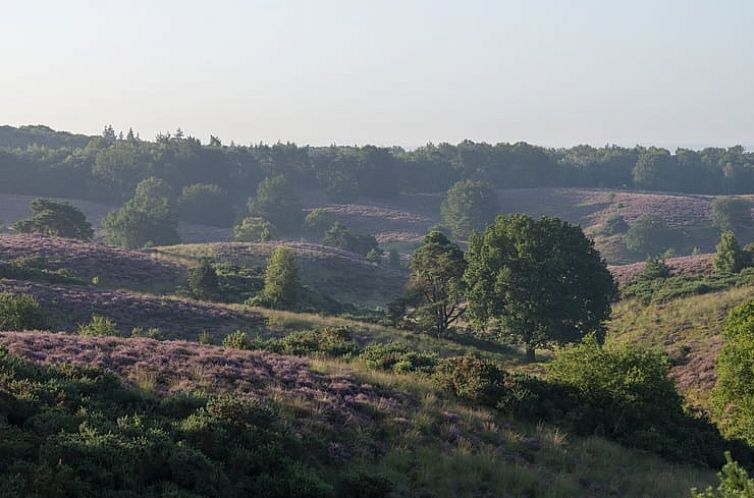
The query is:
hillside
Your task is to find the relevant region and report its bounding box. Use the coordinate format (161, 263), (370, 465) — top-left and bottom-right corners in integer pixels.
(152, 241), (409, 309)
(0, 331), (716, 497)
(0, 234), (183, 291)
(609, 253), (714, 285)
(0, 279), (262, 339)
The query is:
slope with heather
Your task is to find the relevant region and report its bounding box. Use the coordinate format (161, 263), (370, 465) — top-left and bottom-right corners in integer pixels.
(152, 241), (409, 309)
(0, 233), (184, 291)
(0, 331), (716, 497)
(0, 279), (262, 339)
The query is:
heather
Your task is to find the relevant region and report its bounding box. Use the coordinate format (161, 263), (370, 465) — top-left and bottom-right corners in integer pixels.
(0, 279), (263, 339)
(0, 233), (183, 291)
(0, 332), (719, 497)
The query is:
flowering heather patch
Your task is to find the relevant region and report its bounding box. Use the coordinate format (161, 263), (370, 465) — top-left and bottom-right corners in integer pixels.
(609, 253), (714, 285)
(154, 241), (409, 308)
(0, 331), (406, 431)
(0, 279), (262, 338)
(307, 203), (435, 243)
(496, 188), (716, 229)
(0, 233), (183, 289)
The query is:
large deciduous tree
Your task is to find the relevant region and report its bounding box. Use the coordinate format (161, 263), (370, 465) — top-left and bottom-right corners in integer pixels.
(409, 231), (466, 337)
(463, 214), (617, 361)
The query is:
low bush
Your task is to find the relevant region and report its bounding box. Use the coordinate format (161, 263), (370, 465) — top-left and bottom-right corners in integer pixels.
(77, 315), (119, 337)
(0, 348), (335, 497)
(131, 327), (163, 340)
(622, 269), (754, 305)
(0, 292), (46, 330)
(223, 328), (358, 358)
(359, 342), (438, 374)
(434, 354), (507, 406)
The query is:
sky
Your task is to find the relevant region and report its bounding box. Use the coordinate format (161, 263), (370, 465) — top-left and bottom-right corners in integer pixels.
(2, 0), (753, 148)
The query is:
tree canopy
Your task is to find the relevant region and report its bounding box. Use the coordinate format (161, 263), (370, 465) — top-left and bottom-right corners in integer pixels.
(12, 198), (94, 240)
(464, 214), (617, 361)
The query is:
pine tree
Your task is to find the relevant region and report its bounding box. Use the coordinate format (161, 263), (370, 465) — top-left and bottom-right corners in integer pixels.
(713, 231), (749, 273)
(187, 258), (219, 300)
(259, 247), (299, 309)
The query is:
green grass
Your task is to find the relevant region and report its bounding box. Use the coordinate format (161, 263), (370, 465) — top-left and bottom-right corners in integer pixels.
(307, 357), (716, 498)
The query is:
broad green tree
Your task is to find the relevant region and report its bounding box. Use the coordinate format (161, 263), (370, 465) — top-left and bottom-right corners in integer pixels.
(101, 195), (180, 249)
(13, 198), (94, 240)
(441, 180), (498, 239)
(464, 214), (617, 361)
(409, 231), (466, 337)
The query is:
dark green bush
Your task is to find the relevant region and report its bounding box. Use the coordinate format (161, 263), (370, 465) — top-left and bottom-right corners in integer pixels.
(0, 348), (334, 498)
(0, 292), (46, 330)
(337, 469), (394, 498)
(77, 315), (119, 337)
(622, 269), (754, 305)
(434, 354), (506, 406)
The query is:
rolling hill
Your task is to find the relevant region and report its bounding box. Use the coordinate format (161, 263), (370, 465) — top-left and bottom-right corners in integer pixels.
(151, 241), (409, 309)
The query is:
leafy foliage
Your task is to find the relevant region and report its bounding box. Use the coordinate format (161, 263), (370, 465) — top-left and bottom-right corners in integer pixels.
(0, 292), (45, 330)
(434, 354), (507, 405)
(0, 349), (334, 497)
(12, 198), (94, 240)
(102, 195), (180, 249)
(598, 214), (630, 235)
(464, 214), (617, 360)
(359, 342), (438, 374)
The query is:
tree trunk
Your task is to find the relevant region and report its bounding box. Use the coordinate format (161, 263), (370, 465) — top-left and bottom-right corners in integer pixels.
(525, 345), (536, 363)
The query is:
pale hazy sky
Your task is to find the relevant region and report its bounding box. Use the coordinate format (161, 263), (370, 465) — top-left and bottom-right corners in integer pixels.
(2, 0), (753, 147)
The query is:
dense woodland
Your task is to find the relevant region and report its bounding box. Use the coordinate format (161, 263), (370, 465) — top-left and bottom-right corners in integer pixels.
(2, 125), (754, 210)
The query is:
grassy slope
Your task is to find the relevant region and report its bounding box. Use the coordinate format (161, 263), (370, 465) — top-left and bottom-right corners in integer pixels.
(608, 286), (754, 405)
(151, 241), (409, 309)
(0, 331), (715, 497)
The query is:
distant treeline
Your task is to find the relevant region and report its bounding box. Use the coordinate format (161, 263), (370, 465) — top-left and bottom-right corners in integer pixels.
(1, 125), (753, 204)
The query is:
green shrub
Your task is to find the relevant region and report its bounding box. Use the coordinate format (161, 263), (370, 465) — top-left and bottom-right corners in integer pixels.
(640, 256), (671, 280)
(359, 342), (438, 374)
(277, 328), (357, 357)
(198, 330), (214, 345)
(622, 269), (754, 305)
(131, 327), (163, 340)
(222, 330), (251, 350)
(234, 217), (277, 242)
(691, 452), (754, 497)
(77, 315), (119, 337)
(0, 292), (45, 330)
(434, 354), (506, 406)
(186, 257), (219, 300)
